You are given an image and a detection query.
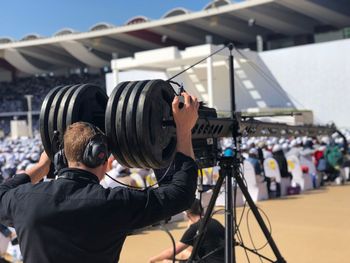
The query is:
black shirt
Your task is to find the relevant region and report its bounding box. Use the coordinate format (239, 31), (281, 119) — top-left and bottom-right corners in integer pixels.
(0, 153), (197, 263)
(180, 218), (224, 263)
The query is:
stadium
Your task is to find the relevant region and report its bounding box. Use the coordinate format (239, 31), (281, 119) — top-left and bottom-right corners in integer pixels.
(0, 0), (350, 262)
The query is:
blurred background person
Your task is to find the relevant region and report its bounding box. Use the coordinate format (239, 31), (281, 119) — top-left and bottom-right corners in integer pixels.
(149, 199), (224, 263)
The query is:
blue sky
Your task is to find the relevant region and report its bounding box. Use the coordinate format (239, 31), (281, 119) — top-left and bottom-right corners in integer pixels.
(0, 0), (227, 39)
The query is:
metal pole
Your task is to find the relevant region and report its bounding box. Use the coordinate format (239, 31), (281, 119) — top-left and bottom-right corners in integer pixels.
(228, 44), (236, 114)
(226, 43), (236, 263)
(207, 53), (214, 108)
(225, 167), (234, 263)
(24, 95), (33, 138)
(206, 35), (214, 108)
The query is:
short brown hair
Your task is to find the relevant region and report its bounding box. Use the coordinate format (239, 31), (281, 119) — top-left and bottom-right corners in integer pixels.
(63, 122), (96, 163)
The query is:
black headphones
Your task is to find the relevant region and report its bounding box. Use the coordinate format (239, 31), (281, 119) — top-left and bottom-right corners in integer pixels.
(53, 122), (109, 172)
(82, 122), (109, 168)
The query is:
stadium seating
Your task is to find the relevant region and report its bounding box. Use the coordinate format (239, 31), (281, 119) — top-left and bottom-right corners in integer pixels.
(287, 155), (313, 192)
(0, 74), (105, 135)
(243, 160), (268, 202)
(263, 157), (291, 197)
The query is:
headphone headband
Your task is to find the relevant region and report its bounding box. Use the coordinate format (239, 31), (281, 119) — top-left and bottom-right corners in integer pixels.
(54, 122), (109, 172)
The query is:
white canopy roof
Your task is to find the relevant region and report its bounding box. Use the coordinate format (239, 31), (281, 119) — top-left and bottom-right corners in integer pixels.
(0, 0), (349, 74)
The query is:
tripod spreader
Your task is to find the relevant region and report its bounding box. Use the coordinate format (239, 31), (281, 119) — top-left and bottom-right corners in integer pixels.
(187, 153), (287, 263)
(187, 156), (239, 263)
(234, 166), (286, 263)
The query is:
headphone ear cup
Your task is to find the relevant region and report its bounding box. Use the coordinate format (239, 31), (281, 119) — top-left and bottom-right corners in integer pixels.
(61, 149), (68, 167)
(83, 137), (108, 168)
(54, 149), (68, 173)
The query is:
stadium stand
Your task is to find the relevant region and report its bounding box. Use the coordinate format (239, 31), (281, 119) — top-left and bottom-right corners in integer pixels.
(0, 73), (105, 135)
(0, 73), (105, 112)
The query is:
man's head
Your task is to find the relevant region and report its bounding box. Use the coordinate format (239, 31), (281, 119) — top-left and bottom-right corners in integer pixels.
(63, 122), (109, 179)
(185, 199), (203, 222)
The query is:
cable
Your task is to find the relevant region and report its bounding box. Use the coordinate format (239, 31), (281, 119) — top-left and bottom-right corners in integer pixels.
(233, 172), (238, 239)
(234, 48), (312, 113)
(198, 168), (204, 220)
(233, 48), (326, 124)
(233, 146), (248, 237)
(233, 49), (326, 126)
(223, 157), (270, 262)
(197, 246), (224, 262)
(168, 80), (182, 89)
(236, 145), (254, 222)
(234, 49), (289, 98)
(167, 45), (228, 82)
(160, 223), (177, 263)
(236, 165), (248, 230)
(236, 201), (248, 230)
(236, 158), (272, 261)
(235, 169), (252, 262)
(104, 160), (173, 190)
(246, 205), (273, 251)
(235, 223), (252, 263)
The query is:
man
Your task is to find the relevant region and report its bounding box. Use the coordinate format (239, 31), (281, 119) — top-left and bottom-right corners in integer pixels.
(324, 140), (344, 182)
(0, 92), (199, 263)
(272, 144), (291, 179)
(149, 199), (224, 263)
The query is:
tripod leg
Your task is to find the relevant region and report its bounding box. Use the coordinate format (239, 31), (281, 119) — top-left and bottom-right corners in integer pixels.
(234, 174), (286, 263)
(187, 173), (225, 262)
(225, 170), (235, 263)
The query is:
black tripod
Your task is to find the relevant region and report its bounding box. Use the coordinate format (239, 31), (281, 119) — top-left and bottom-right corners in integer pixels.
(187, 44), (286, 263)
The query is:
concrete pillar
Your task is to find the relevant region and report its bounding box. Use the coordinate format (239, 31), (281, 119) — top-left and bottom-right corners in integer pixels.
(257, 35), (264, 52)
(111, 52), (119, 85)
(24, 95), (33, 138)
(206, 55), (214, 108)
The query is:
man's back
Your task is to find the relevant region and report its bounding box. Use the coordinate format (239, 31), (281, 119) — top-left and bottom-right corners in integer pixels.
(0, 92), (200, 263)
(1, 154), (197, 263)
(10, 175), (129, 263)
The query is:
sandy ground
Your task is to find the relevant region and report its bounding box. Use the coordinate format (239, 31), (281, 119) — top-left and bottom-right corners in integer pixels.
(120, 184), (350, 263)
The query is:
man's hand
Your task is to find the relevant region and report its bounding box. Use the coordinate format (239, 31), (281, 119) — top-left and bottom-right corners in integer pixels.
(26, 151), (51, 183)
(172, 92), (199, 132)
(172, 92), (199, 159)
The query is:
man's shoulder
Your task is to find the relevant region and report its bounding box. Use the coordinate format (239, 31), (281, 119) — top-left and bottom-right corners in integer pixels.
(195, 218), (223, 230)
(12, 179), (105, 197)
(10, 179), (58, 195)
(208, 218), (224, 229)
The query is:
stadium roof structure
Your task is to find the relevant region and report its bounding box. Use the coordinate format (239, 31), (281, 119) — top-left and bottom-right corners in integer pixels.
(0, 0), (349, 74)
(110, 44), (296, 112)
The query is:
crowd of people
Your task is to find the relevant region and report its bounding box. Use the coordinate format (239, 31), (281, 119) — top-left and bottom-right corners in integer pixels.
(0, 73), (106, 136)
(220, 132), (350, 197)
(0, 128), (348, 262)
(0, 131), (347, 210)
(0, 131), (349, 194)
